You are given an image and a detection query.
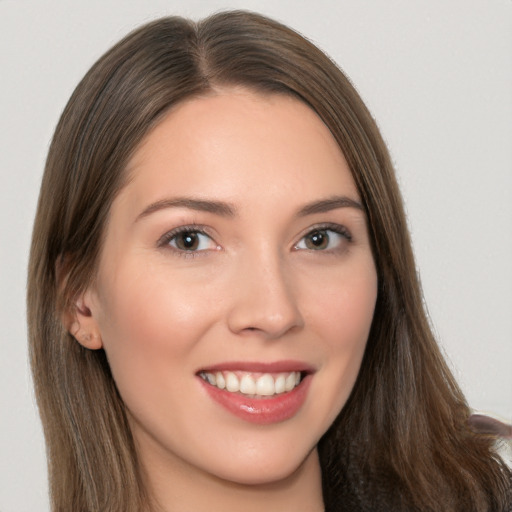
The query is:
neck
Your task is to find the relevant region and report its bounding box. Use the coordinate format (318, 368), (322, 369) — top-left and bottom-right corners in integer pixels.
(141, 447), (324, 512)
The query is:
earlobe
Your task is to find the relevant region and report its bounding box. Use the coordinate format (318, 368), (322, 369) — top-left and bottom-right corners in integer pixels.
(69, 322), (103, 350)
(63, 295), (103, 350)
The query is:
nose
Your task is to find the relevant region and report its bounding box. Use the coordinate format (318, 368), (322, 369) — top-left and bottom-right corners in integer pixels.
(226, 250), (304, 339)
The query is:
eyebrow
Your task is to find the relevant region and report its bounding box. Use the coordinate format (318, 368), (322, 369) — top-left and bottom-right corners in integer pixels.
(135, 194), (364, 222)
(136, 197), (237, 221)
(297, 196), (364, 216)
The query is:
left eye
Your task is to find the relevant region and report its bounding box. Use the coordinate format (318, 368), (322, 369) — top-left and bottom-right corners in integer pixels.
(167, 230), (217, 252)
(295, 229), (347, 251)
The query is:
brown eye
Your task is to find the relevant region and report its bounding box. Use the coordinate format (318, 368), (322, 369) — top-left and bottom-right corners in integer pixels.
(295, 226), (351, 252)
(304, 230), (329, 250)
(167, 230), (216, 252)
(175, 232), (200, 250)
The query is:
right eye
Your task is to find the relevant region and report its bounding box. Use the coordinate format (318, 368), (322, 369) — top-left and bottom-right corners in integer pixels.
(163, 228), (218, 253)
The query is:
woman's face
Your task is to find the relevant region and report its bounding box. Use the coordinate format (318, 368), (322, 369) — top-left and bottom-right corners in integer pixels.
(83, 88), (377, 486)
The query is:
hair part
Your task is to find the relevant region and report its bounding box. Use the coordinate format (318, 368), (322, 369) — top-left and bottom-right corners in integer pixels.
(28, 10), (511, 511)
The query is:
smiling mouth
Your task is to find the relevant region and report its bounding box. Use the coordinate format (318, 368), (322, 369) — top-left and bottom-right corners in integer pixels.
(198, 370), (304, 398)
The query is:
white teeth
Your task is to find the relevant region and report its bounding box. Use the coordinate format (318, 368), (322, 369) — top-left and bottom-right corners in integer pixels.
(225, 372), (240, 392)
(285, 372), (296, 392)
(240, 374), (256, 394)
(200, 371), (303, 396)
(275, 374), (286, 394)
(256, 374), (275, 395)
(215, 372), (225, 389)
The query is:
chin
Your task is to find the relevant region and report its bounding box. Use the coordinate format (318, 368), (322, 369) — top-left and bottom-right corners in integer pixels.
(204, 445), (318, 487)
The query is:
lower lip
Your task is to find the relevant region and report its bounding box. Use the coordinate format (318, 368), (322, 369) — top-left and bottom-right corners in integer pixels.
(199, 375), (312, 425)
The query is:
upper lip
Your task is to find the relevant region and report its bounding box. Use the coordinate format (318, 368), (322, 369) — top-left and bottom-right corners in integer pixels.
(196, 360), (315, 374)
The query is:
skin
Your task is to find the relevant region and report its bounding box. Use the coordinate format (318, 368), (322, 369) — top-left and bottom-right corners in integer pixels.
(74, 88), (378, 511)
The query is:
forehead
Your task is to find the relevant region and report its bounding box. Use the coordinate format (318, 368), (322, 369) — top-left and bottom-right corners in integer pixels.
(121, 88), (359, 214)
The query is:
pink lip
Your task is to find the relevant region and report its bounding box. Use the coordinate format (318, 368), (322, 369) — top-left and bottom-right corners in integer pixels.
(197, 361), (314, 425)
(199, 360), (315, 374)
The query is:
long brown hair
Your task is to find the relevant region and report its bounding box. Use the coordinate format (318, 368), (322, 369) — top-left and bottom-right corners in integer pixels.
(27, 10), (511, 511)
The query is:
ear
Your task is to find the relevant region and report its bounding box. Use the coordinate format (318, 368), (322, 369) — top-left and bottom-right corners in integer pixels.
(62, 291), (103, 350)
(57, 255), (103, 350)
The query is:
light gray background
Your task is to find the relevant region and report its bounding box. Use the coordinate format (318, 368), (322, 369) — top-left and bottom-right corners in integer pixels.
(1, 1), (511, 510)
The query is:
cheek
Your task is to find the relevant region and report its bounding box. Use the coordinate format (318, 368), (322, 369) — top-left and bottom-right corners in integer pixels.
(304, 259), (377, 416)
(306, 259), (377, 351)
(92, 261), (218, 399)
(98, 259), (213, 339)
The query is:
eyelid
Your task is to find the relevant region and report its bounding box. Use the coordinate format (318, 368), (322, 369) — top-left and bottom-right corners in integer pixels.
(293, 222), (352, 250)
(157, 224), (219, 252)
(157, 222), (352, 255)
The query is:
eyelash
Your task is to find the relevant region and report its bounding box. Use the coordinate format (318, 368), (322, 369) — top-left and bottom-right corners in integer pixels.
(157, 225), (217, 258)
(294, 223), (352, 253)
(158, 222), (352, 258)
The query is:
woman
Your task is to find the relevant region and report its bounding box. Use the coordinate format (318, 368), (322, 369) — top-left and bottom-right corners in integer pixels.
(27, 10), (511, 512)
